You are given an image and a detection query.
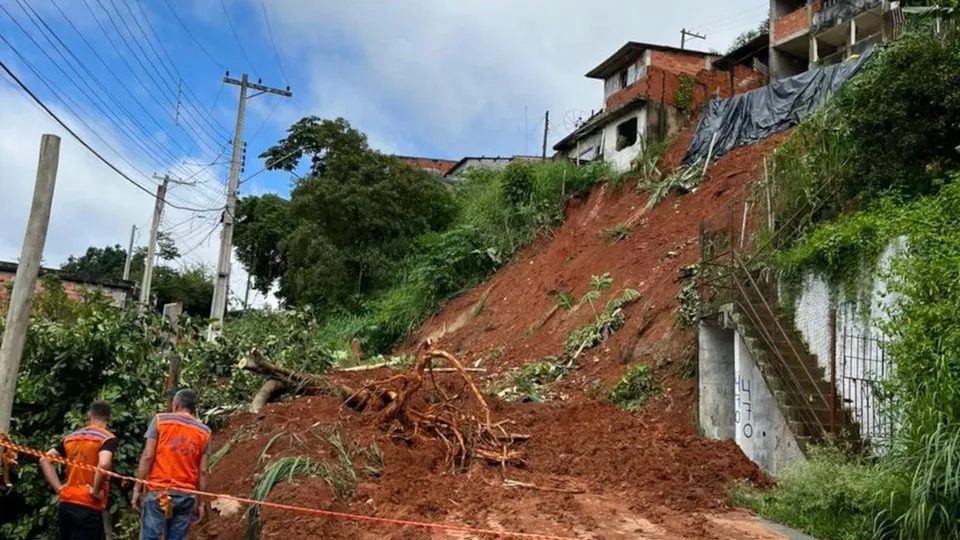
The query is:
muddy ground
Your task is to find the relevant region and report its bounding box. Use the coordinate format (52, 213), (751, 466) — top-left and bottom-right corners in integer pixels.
(192, 129), (794, 539)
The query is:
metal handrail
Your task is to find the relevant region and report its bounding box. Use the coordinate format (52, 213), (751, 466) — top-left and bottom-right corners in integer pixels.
(729, 269), (827, 436)
(734, 254), (832, 412)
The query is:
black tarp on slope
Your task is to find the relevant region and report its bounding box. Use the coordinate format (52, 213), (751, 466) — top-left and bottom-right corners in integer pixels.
(683, 46), (875, 167)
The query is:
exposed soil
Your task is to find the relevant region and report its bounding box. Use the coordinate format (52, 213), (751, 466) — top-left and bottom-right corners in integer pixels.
(193, 127), (794, 539)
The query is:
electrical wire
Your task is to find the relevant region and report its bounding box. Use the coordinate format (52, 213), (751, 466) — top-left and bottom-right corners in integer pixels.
(0, 53), (223, 214)
(78, 0), (223, 159)
(220, 0), (260, 75)
(94, 0), (226, 154)
(158, 0), (228, 71)
(3, 2), (179, 175)
(259, 0), (289, 84)
(44, 0), (224, 166)
(120, 0), (232, 140)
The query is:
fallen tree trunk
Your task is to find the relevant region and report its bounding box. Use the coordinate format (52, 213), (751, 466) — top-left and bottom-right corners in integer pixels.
(249, 379), (288, 413)
(239, 350), (354, 399)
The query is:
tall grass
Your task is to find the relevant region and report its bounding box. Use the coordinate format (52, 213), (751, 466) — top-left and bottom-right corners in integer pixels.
(732, 448), (903, 540)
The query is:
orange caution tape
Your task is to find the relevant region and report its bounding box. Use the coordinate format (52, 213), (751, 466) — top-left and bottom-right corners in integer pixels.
(1, 434), (18, 487)
(0, 437), (579, 540)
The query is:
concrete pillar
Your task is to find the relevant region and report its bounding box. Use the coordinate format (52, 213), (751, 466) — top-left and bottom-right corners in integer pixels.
(698, 323), (736, 440)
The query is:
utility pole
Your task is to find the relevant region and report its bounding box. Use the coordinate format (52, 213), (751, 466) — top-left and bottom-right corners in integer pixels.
(123, 224), (136, 281)
(139, 177), (168, 310)
(243, 273), (251, 311)
(681, 28), (707, 50)
(209, 73), (291, 337)
(0, 134), (60, 435)
(541, 111), (550, 160)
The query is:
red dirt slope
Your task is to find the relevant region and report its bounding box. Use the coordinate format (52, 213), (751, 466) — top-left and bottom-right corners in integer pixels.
(194, 128), (791, 539)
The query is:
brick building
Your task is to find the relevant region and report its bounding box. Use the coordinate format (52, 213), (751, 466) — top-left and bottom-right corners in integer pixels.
(769, 0), (900, 80)
(554, 42), (763, 171)
(396, 155), (460, 177)
(0, 261), (134, 312)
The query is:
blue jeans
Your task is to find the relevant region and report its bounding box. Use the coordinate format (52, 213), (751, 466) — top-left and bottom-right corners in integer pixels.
(140, 492), (196, 540)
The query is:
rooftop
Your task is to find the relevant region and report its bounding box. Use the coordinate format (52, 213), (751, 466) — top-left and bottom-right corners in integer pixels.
(0, 260), (135, 291)
(713, 32), (770, 70)
(586, 42), (715, 79)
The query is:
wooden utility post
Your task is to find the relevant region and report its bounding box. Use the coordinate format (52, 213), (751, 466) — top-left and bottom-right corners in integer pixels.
(122, 224), (136, 281)
(681, 28), (706, 50)
(209, 73), (291, 339)
(0, 134), (60, 435)
(139, 178), (168, 309)
(541, 110), (550, 160)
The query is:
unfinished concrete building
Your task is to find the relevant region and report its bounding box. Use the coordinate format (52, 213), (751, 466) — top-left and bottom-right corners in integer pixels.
(770, 0), (897, 80)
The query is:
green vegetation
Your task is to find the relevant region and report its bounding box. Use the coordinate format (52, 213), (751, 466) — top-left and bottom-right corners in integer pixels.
(602, 223), (631, 242)
(59, 232), (213, 316)
(565, 283), (640, 358)
(731, 448), (905, 540)
(501, 356), (575, 403)
(554, 290), (575, 311)
(726, 18), (769, 54)
(673, 75), (696, 112)
(640, 166), (700, 209)
(238, 121), (610, 353)
(607, 363), (660, 412)
(739, 28), (960, 539)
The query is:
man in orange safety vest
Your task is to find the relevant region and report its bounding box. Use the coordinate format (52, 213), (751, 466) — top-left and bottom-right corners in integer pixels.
(39, 400), (118, 540)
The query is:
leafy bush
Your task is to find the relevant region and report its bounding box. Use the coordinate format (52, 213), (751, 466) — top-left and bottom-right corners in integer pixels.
(731, 447), (905, 540)
(833, 29), (960, 201)
(502, 357), (575, 403)
(602, 223), (631, 242)
(607, 364), (660, 412)
(1, 288), (167, 540)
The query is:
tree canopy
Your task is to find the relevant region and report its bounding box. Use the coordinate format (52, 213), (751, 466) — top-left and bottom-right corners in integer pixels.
(235, 117), (457, 310)
(59, 232), (213, 316)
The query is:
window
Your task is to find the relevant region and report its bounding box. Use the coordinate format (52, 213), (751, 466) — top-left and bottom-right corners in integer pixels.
(619, 69), (629, 89)
(615, 118), (638, 151)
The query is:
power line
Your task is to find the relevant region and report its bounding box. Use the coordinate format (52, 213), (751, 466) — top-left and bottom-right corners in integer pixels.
(97, 0), (228, 151)
(3, 1), (185, 177)
(259, 0), (289, 84)
(121, 0), (232, 140)
(45, 0), (225, 167)
(78, 0), (223, 159)
(159, 0), (228, 70)
(0, 53), (222, 214)
(220, 0), (260, 75)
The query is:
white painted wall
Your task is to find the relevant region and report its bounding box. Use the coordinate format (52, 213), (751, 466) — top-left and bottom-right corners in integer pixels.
(792, 238), (905, 449)
(601, 107), (648, 172)
(734, 331), (806, 475)
(603, 53), (652, 99)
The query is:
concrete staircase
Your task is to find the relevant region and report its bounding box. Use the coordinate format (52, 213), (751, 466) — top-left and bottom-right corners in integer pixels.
(725, 263), (858, 450)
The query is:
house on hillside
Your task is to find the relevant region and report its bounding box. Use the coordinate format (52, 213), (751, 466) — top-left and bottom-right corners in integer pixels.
(0, 260), (134, 311)
(396, 155), (460, 178)
(769, 0), (904, 80)
(554, 42), (763, 172)
(443, 156), (543, 182)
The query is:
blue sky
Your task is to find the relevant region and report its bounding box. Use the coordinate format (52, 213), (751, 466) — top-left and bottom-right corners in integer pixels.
(0, 0), (767, 306)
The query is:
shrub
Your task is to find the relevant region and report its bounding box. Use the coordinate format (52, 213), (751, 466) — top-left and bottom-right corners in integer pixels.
(608, 363), (660, 412)
(731, 447), (907, 540)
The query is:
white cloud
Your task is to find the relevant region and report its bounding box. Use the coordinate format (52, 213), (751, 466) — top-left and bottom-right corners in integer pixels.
(257, 0), (769, 154)
(0, 83), (275, 310)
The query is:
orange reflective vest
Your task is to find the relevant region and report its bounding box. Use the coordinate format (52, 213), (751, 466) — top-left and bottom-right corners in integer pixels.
(59, 425), (116, 511)
(147, 412), (211, 491)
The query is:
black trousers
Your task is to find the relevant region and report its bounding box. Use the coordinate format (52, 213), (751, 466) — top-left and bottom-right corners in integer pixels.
(57, 503), (103, 540)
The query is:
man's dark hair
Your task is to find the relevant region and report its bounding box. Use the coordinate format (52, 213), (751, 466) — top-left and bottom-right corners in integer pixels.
(88, 400), (111, 421)
(173, 389), (198, 413)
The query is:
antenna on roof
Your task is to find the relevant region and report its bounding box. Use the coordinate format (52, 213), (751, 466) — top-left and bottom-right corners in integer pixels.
(681, 28), (707, 50)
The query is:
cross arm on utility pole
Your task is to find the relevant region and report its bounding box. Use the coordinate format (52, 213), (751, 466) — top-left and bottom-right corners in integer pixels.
(224, 76), (292, 98)
(152, 173), (196, 187)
